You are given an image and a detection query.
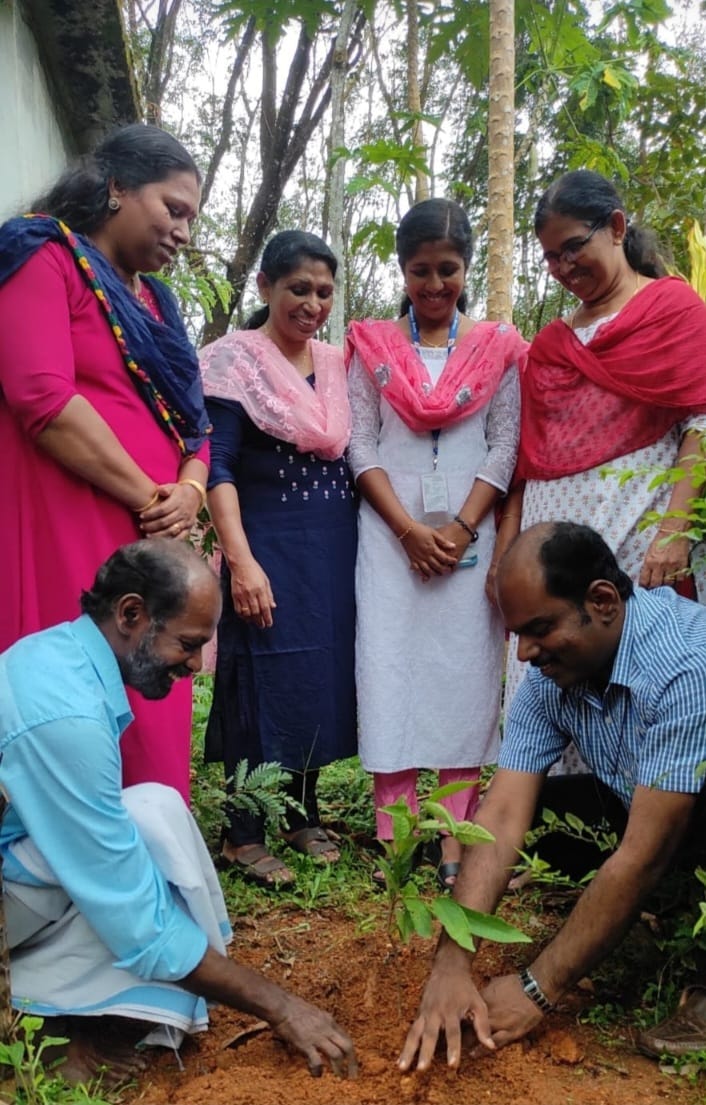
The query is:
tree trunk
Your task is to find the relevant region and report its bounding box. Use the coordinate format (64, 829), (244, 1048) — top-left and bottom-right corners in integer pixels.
(143, 0), (185, 123)
(324, 0), (359, 347)
(407, 0), (429, 202)
(486, 0), (515, 321)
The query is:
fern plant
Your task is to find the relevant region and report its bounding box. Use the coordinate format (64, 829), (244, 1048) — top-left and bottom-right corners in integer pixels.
(228, 759), (304, 832)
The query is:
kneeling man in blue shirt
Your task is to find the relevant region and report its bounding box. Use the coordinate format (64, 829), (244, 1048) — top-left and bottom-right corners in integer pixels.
(0, 538), (356, 1083)
(399, 521), (706, 1072)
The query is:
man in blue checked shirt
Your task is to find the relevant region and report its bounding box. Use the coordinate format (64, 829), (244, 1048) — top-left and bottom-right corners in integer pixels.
(400, 520), (706, 1073)
(0, 539), (356, 1084)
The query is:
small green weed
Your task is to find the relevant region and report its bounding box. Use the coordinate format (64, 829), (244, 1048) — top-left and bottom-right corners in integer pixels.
(658, 1049), (706, 1084)
(0, 1015), (117, 1105)
(510, 807), (618, 891)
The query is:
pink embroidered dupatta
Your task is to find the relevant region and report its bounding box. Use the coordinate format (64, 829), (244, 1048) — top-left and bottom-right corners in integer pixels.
(199, 330), (351, 460)
(346, 318), (527, 430)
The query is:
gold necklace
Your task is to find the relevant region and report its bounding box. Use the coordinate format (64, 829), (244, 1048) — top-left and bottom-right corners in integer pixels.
(419, 334), (448, 348)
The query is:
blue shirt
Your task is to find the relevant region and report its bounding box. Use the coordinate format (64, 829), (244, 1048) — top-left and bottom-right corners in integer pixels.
(500, 587), (706, 806)
(0, 615), (207, 981)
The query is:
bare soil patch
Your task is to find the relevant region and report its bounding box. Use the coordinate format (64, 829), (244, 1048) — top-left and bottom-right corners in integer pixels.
(125, 906), (701, 1105)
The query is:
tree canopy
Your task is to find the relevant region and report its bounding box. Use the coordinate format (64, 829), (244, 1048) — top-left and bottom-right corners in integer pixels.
(124, 0), (706, 341)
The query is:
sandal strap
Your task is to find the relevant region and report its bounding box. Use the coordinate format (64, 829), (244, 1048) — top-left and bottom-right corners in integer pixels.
(234, 845), (290, 875)
(286, 827), (329, 846)
(247, 854), (291, 875)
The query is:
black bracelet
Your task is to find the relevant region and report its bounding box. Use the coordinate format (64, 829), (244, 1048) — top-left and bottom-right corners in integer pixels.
(453, 514), (479, 543)
(519, 968), (554, 1013)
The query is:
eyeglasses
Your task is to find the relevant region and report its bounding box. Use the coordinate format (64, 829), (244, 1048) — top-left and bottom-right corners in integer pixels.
(542, 222), (603, 270)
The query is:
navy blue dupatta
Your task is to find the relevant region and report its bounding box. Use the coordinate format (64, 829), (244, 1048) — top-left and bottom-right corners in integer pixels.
(0, 215), (210, 455)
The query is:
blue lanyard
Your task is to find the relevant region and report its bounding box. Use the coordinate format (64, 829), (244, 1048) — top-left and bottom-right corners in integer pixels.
(408, 304), (460, 357)
(408, 305), (460, 470)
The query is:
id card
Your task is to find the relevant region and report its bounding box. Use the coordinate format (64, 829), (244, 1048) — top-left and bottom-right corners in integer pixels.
(421, 472), (449, 513)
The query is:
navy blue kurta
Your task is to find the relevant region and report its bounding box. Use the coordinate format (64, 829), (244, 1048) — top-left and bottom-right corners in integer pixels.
(205, 392), (358, 773)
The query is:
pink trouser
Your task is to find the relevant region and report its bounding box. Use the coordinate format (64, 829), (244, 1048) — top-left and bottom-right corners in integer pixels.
(373, 767), (481, 840)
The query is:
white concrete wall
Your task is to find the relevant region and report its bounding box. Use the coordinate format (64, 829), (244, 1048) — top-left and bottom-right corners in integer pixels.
(0, 1), (70, 221)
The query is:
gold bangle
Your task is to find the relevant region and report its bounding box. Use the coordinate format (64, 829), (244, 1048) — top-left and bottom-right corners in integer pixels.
(178, 478), (207, 511)
(501, 512), (522, 523)
(397, 524), (413, 541)
(135, 489), (160, 513)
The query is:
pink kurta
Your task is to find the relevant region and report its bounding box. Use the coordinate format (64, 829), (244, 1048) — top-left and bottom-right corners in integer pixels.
(0, 242), (208, 801)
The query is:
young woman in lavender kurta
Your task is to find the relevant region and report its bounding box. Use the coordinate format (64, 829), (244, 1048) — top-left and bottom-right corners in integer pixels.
(200, 231), (357, 887)
(346, 199), (526, 887)
(489, 171), (706, 776)
(0, 125), (210, 802)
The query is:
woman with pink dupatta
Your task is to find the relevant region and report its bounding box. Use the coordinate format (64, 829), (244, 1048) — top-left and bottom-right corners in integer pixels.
(199, 231), (356, 888)
(346, 199), (526, 889)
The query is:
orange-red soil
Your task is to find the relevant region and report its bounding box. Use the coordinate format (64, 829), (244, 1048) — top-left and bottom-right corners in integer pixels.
(125, 908), (701, 1105)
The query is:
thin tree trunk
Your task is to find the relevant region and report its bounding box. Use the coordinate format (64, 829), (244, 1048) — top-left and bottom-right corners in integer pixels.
(407, 0), (429, 202)
(487, 0), (515, 321)
(324, 0), (359, 347)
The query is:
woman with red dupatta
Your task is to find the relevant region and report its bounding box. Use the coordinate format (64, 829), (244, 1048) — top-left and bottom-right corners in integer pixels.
(492, 170), (706, 774)
(347, 199), (526, 888)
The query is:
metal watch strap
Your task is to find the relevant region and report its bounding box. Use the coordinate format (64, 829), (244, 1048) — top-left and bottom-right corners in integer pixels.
(519, 968), (554, 1013)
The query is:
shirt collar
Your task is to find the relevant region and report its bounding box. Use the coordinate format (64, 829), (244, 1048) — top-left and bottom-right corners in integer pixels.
(70, 614), (133, 732)
(605, 594), (636, 690)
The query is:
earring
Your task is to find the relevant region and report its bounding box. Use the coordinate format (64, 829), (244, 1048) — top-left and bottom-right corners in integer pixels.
(108, 197), (120, 212)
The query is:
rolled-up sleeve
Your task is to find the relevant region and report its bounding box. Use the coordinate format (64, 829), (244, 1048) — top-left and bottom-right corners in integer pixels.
(1, 716), (206, 982)
(0, 245), (78, 438)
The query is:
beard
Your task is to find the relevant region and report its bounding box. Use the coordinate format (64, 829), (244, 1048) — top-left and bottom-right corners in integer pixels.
(120, 625), (190, 699)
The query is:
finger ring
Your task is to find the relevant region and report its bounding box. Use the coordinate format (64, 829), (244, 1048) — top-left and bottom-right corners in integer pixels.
(172, 522), (180, 535)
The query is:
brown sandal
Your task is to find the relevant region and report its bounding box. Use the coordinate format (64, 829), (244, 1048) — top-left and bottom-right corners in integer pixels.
(281, 826), (340, 863)
(219, 843), (295, 887)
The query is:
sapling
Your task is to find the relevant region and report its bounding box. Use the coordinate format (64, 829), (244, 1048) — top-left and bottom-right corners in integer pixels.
(376, 781), (531, 953)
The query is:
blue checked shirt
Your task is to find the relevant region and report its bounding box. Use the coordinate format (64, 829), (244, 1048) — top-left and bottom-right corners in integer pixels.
(499, 587), (706, 807)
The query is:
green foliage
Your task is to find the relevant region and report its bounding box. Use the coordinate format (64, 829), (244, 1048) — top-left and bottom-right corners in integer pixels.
(692, 866), (706, 937)
(376, 787), (530, 952)
(217, 0), (339, 44)
(526, 806), (619, 855)
(154, 255), (232, 328)
(512, 807), (619, 891)
(578, 999), (626, 1028)
(189, 676), (303, 847)
(343, 137), (431, 209)
(657, 1048), (706, 1083)
(227, 759), (304, 832)
(0, 1015), (115, 1105)
(607, 441), (706, 548)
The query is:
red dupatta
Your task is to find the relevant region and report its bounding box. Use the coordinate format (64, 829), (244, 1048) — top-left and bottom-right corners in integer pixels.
(516, 277), (706, 481)
(345, 318), (527, 431)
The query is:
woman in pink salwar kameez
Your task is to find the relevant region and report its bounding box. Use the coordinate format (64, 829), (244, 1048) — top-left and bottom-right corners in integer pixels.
(0, 124), (210, 801)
